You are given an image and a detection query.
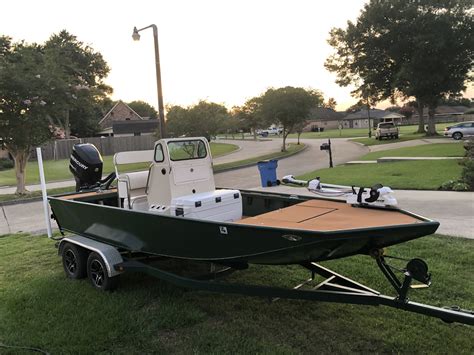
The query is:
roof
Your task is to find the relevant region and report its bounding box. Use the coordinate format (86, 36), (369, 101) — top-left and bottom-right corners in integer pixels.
(411, 105), (472, 118)
(343, 109), (400, 120)
(99, 101), (144, 128)
(382, 112), (405, 119)
(435, 105), (470, 114)
(307, 107), (345, 121)
(112, 120), (159, 134)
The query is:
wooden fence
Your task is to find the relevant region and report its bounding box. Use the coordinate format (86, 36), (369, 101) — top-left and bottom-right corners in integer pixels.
(32, 135), (157, 161)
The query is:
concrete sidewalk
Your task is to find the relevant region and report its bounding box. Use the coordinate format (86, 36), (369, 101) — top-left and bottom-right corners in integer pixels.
(347, 156), (463, 164)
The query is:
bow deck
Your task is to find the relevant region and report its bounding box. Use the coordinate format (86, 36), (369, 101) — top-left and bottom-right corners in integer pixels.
(236, 199), (422, 231)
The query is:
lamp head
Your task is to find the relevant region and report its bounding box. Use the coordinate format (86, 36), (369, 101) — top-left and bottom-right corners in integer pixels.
(132, 27), (140, 41)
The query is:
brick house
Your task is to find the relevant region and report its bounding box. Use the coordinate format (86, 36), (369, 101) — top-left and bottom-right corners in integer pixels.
(98, 101), (158, 137)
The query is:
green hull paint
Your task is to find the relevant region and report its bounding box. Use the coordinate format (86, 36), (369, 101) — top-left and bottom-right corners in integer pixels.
(49, 189), (439, 265)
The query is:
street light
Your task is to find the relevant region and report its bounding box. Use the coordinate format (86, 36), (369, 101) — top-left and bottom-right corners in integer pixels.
(132, 25), (166, 138)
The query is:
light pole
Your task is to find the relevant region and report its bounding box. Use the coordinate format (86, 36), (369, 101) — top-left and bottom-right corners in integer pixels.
(132, 25), (166, 138)
(367, 102), (372, 138)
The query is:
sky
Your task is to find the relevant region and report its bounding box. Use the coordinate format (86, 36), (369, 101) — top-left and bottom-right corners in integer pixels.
(1, 0), (471, 112)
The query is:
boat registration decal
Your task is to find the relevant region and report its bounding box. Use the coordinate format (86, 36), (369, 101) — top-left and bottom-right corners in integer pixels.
(281, 234), (302, 242)
(219, 226), (228, 235)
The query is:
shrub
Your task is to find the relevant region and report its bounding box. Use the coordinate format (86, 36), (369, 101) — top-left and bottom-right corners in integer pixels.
(0, 158), (14, 171)
(460, 139), (474, 190)
(439, 179), (469, 191)
(440, 139), (473, 191)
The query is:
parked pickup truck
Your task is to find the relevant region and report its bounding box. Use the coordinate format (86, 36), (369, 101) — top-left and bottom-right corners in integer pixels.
(375, 122), (399, 140)
(257, 127), (283, 136)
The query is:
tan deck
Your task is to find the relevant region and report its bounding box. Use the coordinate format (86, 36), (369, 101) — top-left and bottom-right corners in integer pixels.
(235, 199), (422, 232)
(58, 188), (117, 200)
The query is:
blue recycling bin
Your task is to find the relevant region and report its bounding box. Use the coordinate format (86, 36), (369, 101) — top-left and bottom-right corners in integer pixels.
(257, 159), (279, 187)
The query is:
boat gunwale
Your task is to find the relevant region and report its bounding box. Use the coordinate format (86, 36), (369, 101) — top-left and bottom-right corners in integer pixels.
(48, 188), (438, 236)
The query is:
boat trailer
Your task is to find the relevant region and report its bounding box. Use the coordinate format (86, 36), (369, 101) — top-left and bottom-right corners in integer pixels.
(115, 250), (474, 326)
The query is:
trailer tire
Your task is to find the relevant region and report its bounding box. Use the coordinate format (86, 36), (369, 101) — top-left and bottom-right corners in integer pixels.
(62, 243), (88, 279)
(87, 252), (119, 291)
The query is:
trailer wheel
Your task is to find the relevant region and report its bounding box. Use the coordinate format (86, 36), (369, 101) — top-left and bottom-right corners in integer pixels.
(87, 252), (119, 291)
(62, 243), (88, 279)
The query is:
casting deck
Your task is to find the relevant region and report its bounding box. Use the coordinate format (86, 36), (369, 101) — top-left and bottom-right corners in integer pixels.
(236, 199), (421, 231)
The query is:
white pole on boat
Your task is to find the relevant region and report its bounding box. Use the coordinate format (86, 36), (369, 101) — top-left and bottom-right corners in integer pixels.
(37, 147), (53, 239)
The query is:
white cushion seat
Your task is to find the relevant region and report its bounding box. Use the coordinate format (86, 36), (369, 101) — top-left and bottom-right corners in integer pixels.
(118, 170), (149, 210)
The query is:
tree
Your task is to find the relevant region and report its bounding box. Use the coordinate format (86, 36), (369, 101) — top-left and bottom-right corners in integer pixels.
(397, 105), (415, 120)
(346, 100), (365, 113)
(293, 120), (307, 145)
(166, 101), (229, 138)
(0, 38), (53, 194)
(324, 97), (337, 110)
(43, 30), (112, 138)
(232, 97), (266, 140)
(259, 87), (323, 151)
(128, 100), (158, 119)
(440, 95), (472, 107)
(325, 0), (473, 136)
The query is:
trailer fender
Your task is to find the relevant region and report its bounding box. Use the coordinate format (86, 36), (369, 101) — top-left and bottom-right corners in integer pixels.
(58, 236), (123, 277)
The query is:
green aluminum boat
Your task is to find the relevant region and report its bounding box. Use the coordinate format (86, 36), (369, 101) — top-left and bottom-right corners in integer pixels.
(49, 137), (439, 267)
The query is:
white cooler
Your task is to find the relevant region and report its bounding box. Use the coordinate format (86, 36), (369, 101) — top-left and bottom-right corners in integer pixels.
(170, 189), (242, 222)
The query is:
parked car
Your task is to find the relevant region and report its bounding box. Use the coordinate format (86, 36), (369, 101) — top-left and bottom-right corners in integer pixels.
(375, 122), (399, 140)
(444, 121), (474, 140)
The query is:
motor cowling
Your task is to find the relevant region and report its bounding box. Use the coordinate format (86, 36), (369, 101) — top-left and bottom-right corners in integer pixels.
(69, 143), (103, 191)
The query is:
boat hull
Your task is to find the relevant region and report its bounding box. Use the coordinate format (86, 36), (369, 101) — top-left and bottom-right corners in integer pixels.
(49, 190), (439, 265)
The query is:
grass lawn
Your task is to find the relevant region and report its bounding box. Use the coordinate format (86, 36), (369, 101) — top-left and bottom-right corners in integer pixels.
(0, 233), (472, 353)
(297, 160), (462, 190)
(0, 142), (238, 187)
(360, 143), (465, 161)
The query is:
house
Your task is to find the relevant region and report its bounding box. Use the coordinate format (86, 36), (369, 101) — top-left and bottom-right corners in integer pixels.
(98, 101), (158, 137)
(303, 108), (345, 131)
(410, 105), (472, 123)
(342, 109), (404, 129)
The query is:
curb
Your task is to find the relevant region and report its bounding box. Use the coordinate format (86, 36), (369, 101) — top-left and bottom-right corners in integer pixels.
(0, 196), (44, 207)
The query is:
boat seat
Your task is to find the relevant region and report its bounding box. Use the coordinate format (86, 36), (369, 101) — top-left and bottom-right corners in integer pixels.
(117, 170), (149, 210)
(113, 149), (154, 211)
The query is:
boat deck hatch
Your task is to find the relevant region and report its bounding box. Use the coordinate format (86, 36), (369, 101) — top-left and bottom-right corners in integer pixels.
(236, 199), (422, 231)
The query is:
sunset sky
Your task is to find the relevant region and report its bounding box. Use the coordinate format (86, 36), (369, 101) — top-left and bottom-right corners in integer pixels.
(1, 0), (472, 112)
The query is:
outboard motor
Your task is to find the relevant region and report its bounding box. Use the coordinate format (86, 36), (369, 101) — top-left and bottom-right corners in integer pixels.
(69, 143), (104, 191)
